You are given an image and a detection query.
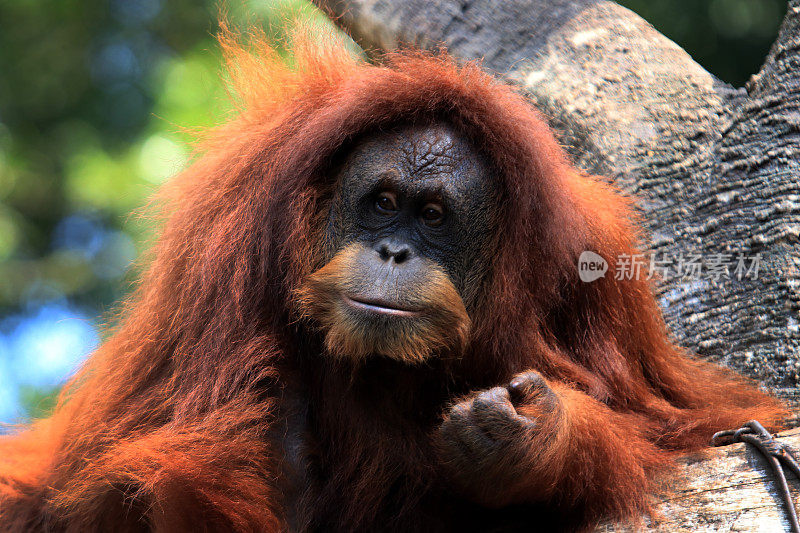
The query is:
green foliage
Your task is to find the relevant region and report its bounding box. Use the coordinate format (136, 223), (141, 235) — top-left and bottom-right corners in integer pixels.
(18, 385), (60, 421)
(618, 0), (786, 86)
(0, 0), (339, 314)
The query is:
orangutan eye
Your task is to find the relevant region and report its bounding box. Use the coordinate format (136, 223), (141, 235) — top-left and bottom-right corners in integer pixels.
(421, 203), (444, 227)
(375, 191), (398, 213)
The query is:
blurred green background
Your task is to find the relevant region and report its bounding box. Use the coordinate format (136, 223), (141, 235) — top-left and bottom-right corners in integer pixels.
(0, 0), (787, 422)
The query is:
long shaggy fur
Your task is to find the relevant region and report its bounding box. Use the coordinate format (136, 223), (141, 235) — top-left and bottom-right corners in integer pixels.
(0, 22), (788, 532)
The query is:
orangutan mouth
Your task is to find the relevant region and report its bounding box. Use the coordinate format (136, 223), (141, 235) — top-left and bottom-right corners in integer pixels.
(342, 295), (421, 317)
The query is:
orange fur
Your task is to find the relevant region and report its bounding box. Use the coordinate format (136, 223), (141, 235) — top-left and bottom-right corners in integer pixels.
(0, 21), (788, 532)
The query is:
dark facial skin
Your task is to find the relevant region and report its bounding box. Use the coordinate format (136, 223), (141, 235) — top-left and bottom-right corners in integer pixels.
(324, 122), (499, 311)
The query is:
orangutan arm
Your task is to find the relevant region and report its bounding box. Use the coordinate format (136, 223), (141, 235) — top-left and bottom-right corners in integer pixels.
(436, 372), (667, 524)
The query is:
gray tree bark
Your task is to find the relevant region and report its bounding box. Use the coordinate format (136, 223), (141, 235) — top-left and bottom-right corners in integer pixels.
(595, 428), (800, 532)
(313, 0), (800, 397)
(311, 1), (800, 529)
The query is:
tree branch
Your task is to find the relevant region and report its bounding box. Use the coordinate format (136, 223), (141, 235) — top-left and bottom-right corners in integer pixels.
(598, 428), (800, 532)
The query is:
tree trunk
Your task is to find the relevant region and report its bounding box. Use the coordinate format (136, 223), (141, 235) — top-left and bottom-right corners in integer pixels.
(313, 0), (800, 395)
(596, 428), (800, 532)
(312, 0), (800, 529)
